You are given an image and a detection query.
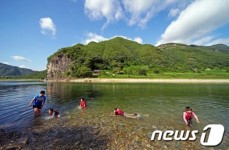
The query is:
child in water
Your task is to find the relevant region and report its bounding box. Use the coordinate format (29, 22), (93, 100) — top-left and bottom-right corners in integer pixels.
(29, 90), (46, 117)
(48, 108), (60, 118)
(114, 108), (141, 119)
(80, 98), (87, 109)
(183, 106), (199, 126)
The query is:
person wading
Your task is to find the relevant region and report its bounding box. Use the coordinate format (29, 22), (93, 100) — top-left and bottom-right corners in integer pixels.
(29, 90), (46, 117)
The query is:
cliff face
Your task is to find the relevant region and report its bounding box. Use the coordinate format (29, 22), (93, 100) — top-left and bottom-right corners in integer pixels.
(47, 53), (72, 80)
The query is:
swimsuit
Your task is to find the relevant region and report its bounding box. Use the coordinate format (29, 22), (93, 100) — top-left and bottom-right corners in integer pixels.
(115, 109), (124, 116)
(184, 112), (194, 125)
(80, 101), (86, 108)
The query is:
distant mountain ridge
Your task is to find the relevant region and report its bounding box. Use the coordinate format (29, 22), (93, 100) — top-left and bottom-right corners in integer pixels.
(207, 44), (229, 52)
(159, 43), (229, 52)
(0, 63), (35, 76)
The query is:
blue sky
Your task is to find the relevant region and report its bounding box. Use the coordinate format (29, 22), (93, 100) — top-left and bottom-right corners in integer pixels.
(1, 0), (229, 71)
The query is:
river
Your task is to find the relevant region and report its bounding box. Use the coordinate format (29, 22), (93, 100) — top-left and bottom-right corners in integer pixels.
(0, 81), (228, 149)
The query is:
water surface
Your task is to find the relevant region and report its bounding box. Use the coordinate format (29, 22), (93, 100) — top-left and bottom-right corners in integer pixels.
(0, 81), (228, 149)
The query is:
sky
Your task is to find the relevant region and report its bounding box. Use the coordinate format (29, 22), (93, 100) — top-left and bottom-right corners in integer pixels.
(1, 0), (229, 71)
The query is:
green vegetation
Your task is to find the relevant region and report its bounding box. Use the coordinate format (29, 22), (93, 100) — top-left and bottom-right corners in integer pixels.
(99, 70), (229, 79)
(48, 37), (229, 79)
(0, 70), (46, 80)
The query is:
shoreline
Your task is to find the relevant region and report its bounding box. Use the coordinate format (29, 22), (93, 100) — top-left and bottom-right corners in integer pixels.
(46, 78), (229, 83)
(1, 78), (229, 83)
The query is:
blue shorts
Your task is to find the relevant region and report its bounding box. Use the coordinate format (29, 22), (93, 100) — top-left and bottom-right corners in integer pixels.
(187, 119), (192, 125)
(33, 105), (42, 109)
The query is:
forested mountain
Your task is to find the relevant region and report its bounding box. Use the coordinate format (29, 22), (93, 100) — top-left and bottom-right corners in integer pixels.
(47, 37), (229, 79)
(0, 63), (35, 76)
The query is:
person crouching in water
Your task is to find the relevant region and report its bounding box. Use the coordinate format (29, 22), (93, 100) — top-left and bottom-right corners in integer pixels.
(80, 98), (87, 109)
(29, 90), (46, 117)
(48, 108), (60, 118)
(183, 106), (199, 126)
(114, 108), (140, 119)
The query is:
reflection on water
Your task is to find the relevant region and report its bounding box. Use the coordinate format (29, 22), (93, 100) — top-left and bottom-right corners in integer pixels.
(0, 81), (228, 149)
(46, 82), (100, 104)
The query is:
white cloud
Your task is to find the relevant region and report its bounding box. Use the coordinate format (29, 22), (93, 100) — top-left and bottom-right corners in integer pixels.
(123, 0), (179, 27)
(84, 0), (179, 28)
(84, 0), (123, 29)
(19, 65), (26, 68)
(112, 35), (143, 44)
(1, 62), (9, 65)
(123, 0), (157, 26)
(84, 32), (143, 44)
(191, 36), (214, 46)
(133, 37), (143, 44)
(157, 0), (229, 46)
(205, 38), (229, 46)
(84, 33), (108, 44)
(39, 17), (56, 36)
(168, 8), (180, 17)
(12, 56), (31, 62)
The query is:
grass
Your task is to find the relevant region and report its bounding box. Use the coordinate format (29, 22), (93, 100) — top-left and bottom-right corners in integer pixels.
(1, 70), (228, 80)
(98, 70), (229, 79)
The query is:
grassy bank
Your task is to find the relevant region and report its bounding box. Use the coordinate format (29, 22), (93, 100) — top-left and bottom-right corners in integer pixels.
(1, 70), (229, 81)
(98, 70), (229, 79)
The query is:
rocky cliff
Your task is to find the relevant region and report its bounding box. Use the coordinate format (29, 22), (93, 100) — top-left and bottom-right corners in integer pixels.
(47, 53), (73, 80)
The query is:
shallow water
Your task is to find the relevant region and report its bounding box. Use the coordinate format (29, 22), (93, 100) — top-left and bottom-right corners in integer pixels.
(0, 81), (228, 149)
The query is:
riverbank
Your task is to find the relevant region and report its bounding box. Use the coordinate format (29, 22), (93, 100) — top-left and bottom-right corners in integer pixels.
(1, 78), (229, 83)
(47, 78), (229, 83)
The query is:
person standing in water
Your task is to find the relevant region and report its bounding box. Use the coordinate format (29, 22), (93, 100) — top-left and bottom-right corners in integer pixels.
(183, 106), (199, 126)
(29, 91), (46, 117)
(80, 98), (87, 109)
(114, 108), (141, 119)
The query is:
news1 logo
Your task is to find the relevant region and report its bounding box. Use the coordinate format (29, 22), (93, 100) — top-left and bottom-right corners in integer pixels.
(151, 124), (225, 146)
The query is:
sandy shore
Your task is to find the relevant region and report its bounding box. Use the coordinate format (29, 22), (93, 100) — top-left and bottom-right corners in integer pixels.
(47, 78), (229, 83)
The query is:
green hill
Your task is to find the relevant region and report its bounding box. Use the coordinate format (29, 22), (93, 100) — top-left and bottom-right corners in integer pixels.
(12, 70), (47, 79)
(47, 37), (229, 79)
(0, 63), (35, 76)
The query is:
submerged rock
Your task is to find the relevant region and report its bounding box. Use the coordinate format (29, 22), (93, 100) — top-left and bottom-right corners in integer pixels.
(17, 137), (29, 145)
(0, 130), (30, 150)
(152, 125), (157, 129)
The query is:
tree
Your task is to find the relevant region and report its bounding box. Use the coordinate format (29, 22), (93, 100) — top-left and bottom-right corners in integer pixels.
(76, 66), (92, 78)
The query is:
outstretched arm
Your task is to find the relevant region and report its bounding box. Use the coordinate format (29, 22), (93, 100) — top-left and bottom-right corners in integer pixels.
(193, 112), (200, 123)
(29, 99), (34, 107)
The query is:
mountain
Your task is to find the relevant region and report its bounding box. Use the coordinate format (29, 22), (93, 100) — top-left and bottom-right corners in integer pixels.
(12, 70), (47, 79)
(0, 63), (35, 76)
(47, 37), (229, 80)
(207, 44), (229, 52)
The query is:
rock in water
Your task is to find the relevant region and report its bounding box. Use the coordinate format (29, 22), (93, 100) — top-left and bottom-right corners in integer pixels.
(17, 137), (29, 145)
